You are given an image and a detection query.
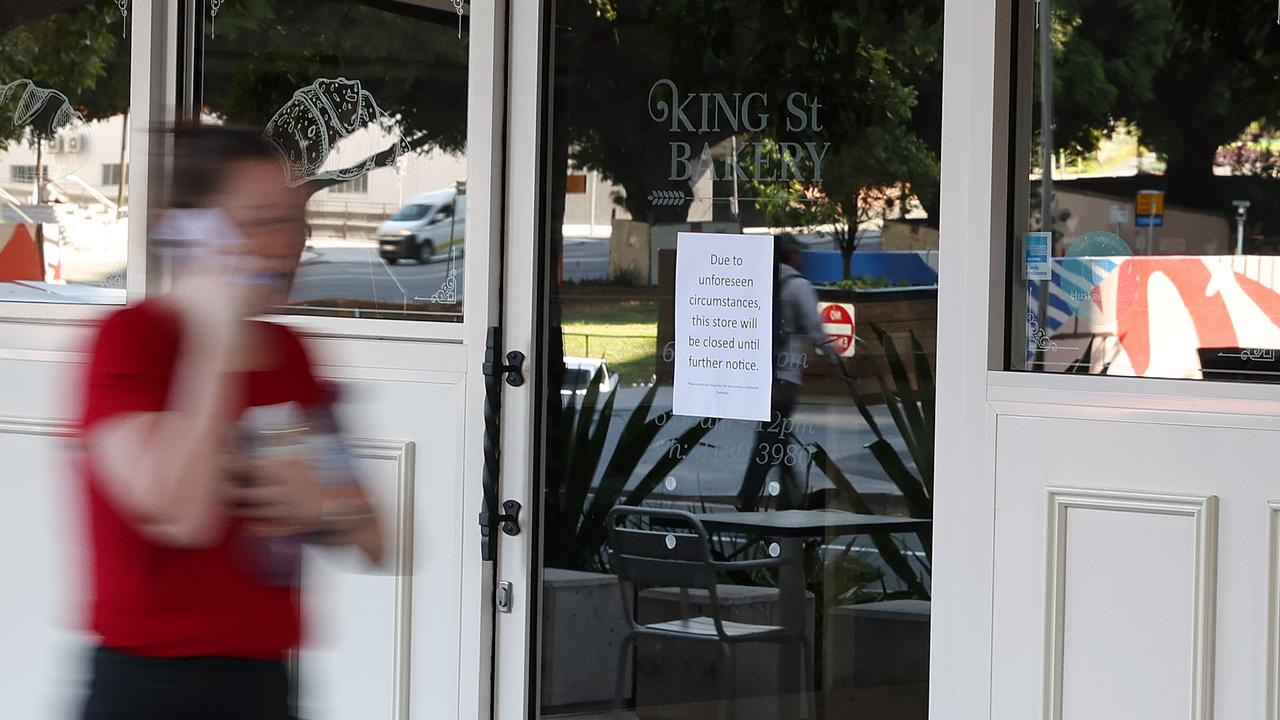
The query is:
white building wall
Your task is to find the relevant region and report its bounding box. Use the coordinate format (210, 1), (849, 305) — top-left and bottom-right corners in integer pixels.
(0, 113), (131, 203)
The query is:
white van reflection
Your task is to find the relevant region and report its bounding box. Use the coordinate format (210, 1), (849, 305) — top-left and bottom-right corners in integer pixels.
(376, 187), (465, 265)
(561, 357), (619, 397)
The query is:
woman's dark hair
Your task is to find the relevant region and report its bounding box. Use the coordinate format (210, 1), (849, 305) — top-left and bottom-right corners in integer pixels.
(167, 125), (280, 209)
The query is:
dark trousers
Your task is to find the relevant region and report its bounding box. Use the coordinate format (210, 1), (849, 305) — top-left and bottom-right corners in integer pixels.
(82, 647), (290, 720)
(737, 380), (802, 511)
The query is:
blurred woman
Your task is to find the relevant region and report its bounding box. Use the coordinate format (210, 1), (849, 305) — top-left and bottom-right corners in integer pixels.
(78, 125), (381, 720)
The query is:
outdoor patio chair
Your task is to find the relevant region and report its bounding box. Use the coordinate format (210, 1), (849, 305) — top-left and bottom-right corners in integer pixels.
(605, 506), (815, 720)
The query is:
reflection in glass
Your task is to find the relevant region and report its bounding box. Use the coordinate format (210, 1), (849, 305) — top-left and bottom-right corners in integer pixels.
(199, 0), (469, 320)
(1014, 0), (1280, 380)
(0, 1), (130, 304)
(535, 1), (942, 718)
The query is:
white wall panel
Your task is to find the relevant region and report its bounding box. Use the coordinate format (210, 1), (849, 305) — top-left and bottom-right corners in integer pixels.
(0, 429), (93, 720)
(989, 411), (1280, 720)
(298, 440), (416, 720)
(0, 331), (471, 720)
(302, 349), (469, 720)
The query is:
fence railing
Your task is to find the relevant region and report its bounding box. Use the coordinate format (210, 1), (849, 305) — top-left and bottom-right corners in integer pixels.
(562, 330), (656, 359)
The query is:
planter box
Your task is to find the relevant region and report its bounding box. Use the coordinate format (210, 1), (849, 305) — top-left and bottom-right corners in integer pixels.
(822, 599), (930, 720)
(825, 599), (930, 691)
(540, 568), (631, 710)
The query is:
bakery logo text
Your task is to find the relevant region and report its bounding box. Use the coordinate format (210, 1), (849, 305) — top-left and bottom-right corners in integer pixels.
(647, 79), (831, 184)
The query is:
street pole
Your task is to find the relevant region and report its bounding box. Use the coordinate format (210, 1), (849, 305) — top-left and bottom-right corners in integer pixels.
(589, 170), (597, 234)
(116, 109), (129, 213)
(1034, 0), (1054, 369)
(1233, 200), (1250, 256)
(1039, 0), (1054, 236)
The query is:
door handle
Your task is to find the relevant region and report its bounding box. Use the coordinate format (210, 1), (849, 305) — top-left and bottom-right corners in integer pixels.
(479, 326), (524, 562)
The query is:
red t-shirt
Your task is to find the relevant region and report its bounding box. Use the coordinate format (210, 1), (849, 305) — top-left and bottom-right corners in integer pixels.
(79, 300), (321, 659)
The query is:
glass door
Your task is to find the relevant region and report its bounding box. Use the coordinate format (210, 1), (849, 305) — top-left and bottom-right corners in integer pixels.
(497, 1), (946, 718)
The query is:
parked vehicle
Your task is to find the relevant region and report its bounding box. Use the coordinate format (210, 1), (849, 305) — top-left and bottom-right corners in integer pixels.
(561, 357), (619, 397)
(376, 187), (465, 265)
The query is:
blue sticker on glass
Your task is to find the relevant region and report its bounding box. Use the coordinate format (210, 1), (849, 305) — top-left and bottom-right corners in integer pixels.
(1025, 232), (1052, 281)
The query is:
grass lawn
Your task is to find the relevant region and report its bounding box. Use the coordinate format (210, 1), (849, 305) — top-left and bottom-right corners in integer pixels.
(561, 297), (660, 385)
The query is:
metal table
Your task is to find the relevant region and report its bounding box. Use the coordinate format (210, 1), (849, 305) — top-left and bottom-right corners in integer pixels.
(690, 509), (932, 708)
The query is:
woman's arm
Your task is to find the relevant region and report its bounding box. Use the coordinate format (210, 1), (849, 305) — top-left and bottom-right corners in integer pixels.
(86, 323), (241, 548)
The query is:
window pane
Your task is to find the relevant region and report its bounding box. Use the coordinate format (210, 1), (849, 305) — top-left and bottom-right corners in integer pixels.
(198, 0), (469, 321)
(0, 1), (130, 305)
(1010, 0), (1280, 381)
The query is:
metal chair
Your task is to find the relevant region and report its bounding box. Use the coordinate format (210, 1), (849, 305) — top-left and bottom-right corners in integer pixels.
(606, 506), (815, 720)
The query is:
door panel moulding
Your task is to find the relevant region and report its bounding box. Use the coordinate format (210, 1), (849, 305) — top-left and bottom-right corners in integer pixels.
(1043, 487), (1218, 720)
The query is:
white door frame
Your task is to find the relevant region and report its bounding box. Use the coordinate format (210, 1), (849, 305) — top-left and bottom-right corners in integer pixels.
(490, 0), (547, 717)
(459, 0), (511, 717)
(930, 0), (1012, 711)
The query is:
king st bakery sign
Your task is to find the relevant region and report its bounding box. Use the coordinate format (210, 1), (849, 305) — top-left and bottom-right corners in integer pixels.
(647, 79), (831, 196)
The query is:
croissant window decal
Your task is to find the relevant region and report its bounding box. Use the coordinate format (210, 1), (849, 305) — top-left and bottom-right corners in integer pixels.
(263, 77), (412, 189)
(210, 0), (225, 38)
(0, 79), (90, 181)
(114, 0), (129, 37)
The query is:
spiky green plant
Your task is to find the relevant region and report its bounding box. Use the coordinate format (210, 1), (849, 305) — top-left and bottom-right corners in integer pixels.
(810, 324), (934, 599)
(545, 368), (715, 572)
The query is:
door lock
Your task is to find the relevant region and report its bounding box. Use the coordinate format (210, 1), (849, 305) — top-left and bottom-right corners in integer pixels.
(496, 581), (513, 613)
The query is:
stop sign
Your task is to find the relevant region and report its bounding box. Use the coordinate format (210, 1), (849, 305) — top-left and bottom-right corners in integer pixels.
(818, 302), (857, 357)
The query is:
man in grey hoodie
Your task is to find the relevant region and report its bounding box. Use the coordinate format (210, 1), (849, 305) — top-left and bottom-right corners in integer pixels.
(736, 233), (836, 511)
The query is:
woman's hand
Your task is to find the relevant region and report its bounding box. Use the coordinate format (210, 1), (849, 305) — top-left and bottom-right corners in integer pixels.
(228, 451), (383, 563)
(230, 454), (327, 537)
(170, 250), (280, 349)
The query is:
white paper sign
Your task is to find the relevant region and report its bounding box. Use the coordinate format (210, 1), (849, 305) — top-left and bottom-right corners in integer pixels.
(673, 232), (774, 422)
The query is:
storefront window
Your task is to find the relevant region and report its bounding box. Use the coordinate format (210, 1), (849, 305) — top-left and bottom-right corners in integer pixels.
(0, 1), (131, 305)
(1011, 0), (1280, 380)
(198, 0), (469, 321)
(535, 1), (942, 717)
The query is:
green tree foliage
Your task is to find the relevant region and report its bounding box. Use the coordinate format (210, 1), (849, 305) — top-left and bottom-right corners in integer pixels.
(1, 1), (470, 199)
(746, 2), (942, 278)
(1047, 0), (1174, 159)
(1135, 0), (1280, 199)
(200, 0), (468, 193)
(1048, 0), (1280, 201)
(553, 0), (757, 223)
(0, 1), (128, 146)
(556, 0), (943, 230)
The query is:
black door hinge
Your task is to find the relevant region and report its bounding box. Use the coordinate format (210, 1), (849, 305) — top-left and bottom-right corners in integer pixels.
(484, 348), (526, 387)
(498, 499), (521, 536)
